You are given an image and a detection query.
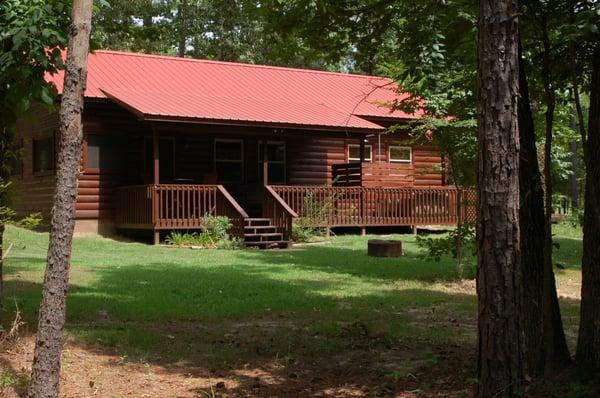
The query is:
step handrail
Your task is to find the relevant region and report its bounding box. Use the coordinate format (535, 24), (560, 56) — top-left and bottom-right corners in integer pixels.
(265, 186), (298, 218)
(217, 185), (249, 219)
(264, 185), (297, 243)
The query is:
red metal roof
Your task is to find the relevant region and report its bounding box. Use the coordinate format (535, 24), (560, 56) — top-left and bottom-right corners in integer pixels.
(47, 50), (422, 131)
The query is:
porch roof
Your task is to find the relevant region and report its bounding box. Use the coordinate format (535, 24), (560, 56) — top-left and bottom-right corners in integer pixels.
(47, 50), (424, 131)
(101, 88), (384, 131)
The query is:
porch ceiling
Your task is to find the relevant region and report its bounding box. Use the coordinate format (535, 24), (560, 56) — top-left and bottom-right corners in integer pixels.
(100, 88), (385, 132)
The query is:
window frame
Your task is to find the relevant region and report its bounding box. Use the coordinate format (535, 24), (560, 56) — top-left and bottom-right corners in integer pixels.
(214, 138), (244, 184)
(9, 139), (24, 178)
(85, 134), (123, 174)
(388, 145), (412, 163)
(348, 144), (372, 162)
(32, 135), (56, 174)
(258, 140), (286, 185)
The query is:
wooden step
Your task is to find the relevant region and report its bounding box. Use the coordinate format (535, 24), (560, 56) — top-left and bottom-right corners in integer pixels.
(244, 233), (284, 238)
(244, 225), (279, 233)
(245, 218), (272, 226)
(245, 240), (290, 249)
(243, 218), (290, 250)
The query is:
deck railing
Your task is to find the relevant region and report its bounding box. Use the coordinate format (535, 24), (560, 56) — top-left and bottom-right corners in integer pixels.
(115, 184), (248, 238)
(270, 185), (476, 227)
(263, 186), (298, 242)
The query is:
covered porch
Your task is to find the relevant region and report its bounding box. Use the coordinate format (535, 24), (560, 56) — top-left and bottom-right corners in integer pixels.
(107, 122), (475, 245)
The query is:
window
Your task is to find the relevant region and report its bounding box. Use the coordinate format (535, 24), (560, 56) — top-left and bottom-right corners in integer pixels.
(33, 136), (55, 173)
(258, 141), (286, 184)
(215, 139), (243, 183)
(87, 135), (123, 172)
(9, 140), (23, 177)
(348, 144), (372, 162)
(389, 146), (412, 163)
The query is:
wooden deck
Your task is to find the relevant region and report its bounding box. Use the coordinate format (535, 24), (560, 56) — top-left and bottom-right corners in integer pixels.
(271, 185), (476, 228)
(115, 184), (249, 240)
(115, 184), (475, 244)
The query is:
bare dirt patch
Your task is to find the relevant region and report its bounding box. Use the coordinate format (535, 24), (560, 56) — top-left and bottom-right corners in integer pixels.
(1, 326), (476, 398)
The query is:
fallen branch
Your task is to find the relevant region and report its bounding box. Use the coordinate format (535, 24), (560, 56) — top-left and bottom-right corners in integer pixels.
(2, 242), (13, 260)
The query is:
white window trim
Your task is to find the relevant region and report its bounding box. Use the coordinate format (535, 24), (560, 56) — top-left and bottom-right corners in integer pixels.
(214, 138), (244, 183)
(258, 140), (286, 184)
(348, 144), (372, 162)
(389, 145), (412, 163)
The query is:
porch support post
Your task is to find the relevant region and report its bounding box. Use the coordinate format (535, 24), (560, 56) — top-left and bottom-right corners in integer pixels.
(359, 137), (365, 163)
(262, 139), (269, 186)
(359, 136), (365, 220)
(152, 126), (160, 245)
(152, 126), (160, 185)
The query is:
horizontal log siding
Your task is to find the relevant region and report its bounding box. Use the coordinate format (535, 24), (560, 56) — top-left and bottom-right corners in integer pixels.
(12, 103), (59, 223)
(77, 102), (147, 219)
(14, 101), (444, 226)
(356, 135), (443, 187)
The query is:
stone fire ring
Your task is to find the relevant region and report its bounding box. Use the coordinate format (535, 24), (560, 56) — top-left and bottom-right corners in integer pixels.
(367, 239), (403, 257)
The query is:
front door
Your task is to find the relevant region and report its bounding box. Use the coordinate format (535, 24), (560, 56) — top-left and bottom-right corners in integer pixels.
(258, 141), (286, 185)
(145, 138), (175, 183)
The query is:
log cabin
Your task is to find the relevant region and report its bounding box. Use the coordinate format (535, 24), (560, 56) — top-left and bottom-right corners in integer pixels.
(11, 50), (474, 247)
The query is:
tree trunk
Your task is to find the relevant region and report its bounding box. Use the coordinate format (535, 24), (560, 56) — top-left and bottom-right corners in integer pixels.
(576, 46), (600, 377)
(27, 1), (93, 397)
(569, 137), (578, 209)
(539, 9), (571, 372)
(0, 221), (4, 308)
(476, 1), (523, 397)
(518, 46), (546, 377)
(177, 0), (188, 57)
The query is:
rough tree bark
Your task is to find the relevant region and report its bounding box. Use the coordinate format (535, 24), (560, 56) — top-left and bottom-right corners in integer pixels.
(0, 221), (4, 308)
(519, 39), (570, 378)
(177, 0), (188, 57)
(476, 1), (524, 396)
(539, 8), (571, 372)
(27, 1), (93, 397)
(518, 45), (546, 376)
(576, 46), (600, 376)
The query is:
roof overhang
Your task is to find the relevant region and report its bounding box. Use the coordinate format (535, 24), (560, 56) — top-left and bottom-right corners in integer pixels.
(100, 88), (385, 134)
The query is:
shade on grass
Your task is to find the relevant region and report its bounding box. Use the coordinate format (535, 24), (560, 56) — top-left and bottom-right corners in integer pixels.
(0, 225), (581, 366)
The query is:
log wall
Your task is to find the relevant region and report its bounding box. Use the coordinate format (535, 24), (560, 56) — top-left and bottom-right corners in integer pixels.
(11, 103), (59, 223)
(14, 101), (444, 225)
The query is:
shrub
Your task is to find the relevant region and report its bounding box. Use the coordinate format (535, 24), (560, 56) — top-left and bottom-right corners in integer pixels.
(165, 215), (242, 249)
(292, 223), (328, 243)
(17, 212), (43, 230)
(416, 223), (476, 279)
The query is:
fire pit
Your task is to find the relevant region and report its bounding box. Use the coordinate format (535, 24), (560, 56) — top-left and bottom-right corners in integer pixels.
(367, 239), (403, 257)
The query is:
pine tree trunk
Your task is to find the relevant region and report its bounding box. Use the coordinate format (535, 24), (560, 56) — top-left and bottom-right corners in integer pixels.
(177, 0), (188, 57)
(476, 1), (524, 396)
(569, 138), (578, 209)
(576, 46), (600, 377)
(27, 1), (93, 397)
(0, 221), (4, 309)
(539, 11), (571, 371)
(518, 47), (546, 376)
(519, 40), (571, 377)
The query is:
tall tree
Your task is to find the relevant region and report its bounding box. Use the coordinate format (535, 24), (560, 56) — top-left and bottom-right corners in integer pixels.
(476, 0), (523, 396)
(537, 3), (571, 371)
(577, 44), (600, 376)
(518, 42), (547, 376)
(27, 0), (93, 396)
(519, 39), (571, 378)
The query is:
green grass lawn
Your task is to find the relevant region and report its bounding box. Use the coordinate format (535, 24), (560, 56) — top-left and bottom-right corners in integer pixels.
(0, 224), (584, 395)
